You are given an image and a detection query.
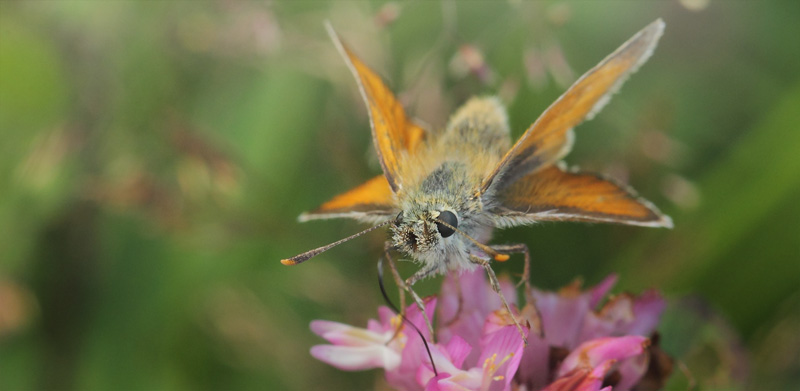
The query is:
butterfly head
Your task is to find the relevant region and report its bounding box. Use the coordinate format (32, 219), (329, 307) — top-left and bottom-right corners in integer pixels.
(391, 208), (460, 258)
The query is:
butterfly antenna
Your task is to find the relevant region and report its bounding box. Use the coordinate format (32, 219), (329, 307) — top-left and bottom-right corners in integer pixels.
(377, 257), (438, 376)
(281, 219), (393, 265)
(435, 219), (510, 262)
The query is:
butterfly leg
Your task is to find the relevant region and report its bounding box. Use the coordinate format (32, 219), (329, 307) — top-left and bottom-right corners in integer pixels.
(489, 243), (544, 337)
(490, 243), (531, 290)
(384, 242), (407, 312)
(403, 266), (440, 339)
(470, 254), (529, 346)
(384, 243), (437, 339)
(381, 244), (407, 343)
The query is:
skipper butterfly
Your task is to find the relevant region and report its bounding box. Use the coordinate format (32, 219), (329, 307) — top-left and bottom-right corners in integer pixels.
(283, 19), (671, 343)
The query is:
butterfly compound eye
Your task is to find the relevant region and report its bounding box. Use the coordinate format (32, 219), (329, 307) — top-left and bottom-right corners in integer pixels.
(436, 211), (458, 238)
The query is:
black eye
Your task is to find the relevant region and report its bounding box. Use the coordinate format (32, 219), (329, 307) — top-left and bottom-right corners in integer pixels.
(436, 211), (458, 238)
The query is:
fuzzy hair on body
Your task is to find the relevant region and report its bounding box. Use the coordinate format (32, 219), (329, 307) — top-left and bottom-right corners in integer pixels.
(391, 97), (510, 275)
(284, 19), (672, 288)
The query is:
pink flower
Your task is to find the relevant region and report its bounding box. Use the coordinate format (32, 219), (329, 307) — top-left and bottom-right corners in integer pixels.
(418, 324), (526, 391)
(310, 270), (672, 391)
(515, 276), (667, 391)
(543, 336), (650, 391)
(310, 297), (435, 372)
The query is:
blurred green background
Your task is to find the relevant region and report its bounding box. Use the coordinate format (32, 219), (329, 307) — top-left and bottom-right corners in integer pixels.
(1, 1), (798, 390)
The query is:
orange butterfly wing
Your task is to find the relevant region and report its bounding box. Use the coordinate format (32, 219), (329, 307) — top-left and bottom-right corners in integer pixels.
(481, 19), (665, 193)
(300, 25), (426, 222)
(326, 23), (421, 193)
(299, 175), (397, 223)
(496, 166), (672, 228)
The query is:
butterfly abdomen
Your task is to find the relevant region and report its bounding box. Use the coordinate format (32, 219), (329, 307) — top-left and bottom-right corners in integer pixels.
(442, 96), (511, 157)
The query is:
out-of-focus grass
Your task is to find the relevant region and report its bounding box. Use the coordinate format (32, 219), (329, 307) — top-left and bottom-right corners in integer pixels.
(1, 1), (798, 390)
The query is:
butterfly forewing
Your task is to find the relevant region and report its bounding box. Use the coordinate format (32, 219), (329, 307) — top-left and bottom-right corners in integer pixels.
(302, 25), (428, 222)
(481, 19), (665, 193)
(325, 23), (423, 193)
(496, 166), (672, 228)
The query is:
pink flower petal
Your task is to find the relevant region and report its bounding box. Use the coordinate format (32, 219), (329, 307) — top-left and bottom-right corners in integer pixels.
(387, 297), (439, 391)
(589, 275), (618, 308)
(406, 297), (438, 340)
(387, 335), (426, 391)
(558, 336), (648, 377)
(626, 289), (665, 336)
(477, 325), (527, 391)
(577, 360), (616, 391)
(543, 360), (614, 391)
(439, 270), (506, 367)
(310, 319), (390, 346)
(419, 325), (526, 391)
(424, 371), (481, 391)
(578, 295), (635, 342)
(417, 341), (474, 389)
(309, 319), (351, 337)
(445, 335), (473, 369)
(483, 306), (522, 336)
(614, 351), (650, 391)
(439, 310), (486, 357)
(423, 373), (450, 391)
(514, 331), (550, 391)
(439, 273), (466, 326)
(439, 270), (492, 323)
(367, 318), (383, 333)
(532, 289), (591, 349)
(378, 305), (396, 327)
(579, 290), (665, 343)
(310, 344), (401, 371)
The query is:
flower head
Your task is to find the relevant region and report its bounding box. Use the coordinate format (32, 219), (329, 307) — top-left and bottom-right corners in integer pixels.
(310, 297), (435, 372)
(310, 270), (671, 391)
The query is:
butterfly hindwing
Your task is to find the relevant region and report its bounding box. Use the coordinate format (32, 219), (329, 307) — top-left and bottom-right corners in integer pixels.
(299, 175), (397, 223)
(481, 19), (665, 193)
(495, 165), (672, 228)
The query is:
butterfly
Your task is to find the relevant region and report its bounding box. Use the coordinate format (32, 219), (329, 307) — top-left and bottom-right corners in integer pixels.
(283, 19), (672, 343)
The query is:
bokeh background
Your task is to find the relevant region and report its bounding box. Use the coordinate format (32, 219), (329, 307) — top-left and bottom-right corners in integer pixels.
(1, 1), (798, 390)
